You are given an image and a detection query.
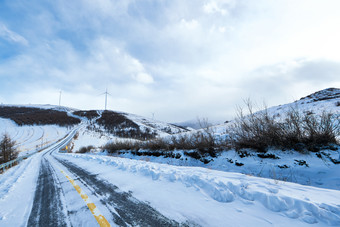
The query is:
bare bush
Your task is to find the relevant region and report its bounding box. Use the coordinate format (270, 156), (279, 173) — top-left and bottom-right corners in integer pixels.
(103, 140), (140, 154)
(231, 101), (340, 152)
(73, 110), (99, 120)
(76, 145), (95, 154)
(302, 112), (339, 147)
(231, 100), (281, 152)
(102, 118), (230, 159)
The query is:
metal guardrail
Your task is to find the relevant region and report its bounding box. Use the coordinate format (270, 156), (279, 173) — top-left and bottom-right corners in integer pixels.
(0, 125), (81, 173)
(0, 151), (36, 173)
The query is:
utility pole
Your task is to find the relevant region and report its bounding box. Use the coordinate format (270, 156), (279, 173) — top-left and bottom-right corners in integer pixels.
(59, 90), (62, 106)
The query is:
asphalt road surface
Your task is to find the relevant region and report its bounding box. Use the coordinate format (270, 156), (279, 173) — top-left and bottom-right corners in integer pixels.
(26, 150), (190, 227)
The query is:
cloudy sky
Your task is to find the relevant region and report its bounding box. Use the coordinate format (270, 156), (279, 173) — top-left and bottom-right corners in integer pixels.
(1, 0), (340, 123)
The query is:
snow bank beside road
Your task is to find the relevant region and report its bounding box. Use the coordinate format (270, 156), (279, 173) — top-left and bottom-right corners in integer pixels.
(115, 148), (340, 190)
(59, 153), (340, 226)
(0, 151), (42, 226)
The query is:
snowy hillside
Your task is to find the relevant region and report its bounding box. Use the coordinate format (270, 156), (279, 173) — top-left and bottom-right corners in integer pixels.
(208, 88), (340, 135)
(69, 110), (188, 153)
(84, 88), (340, 191)
(0, 105), (188, 154)
(267, 87), (340, 118)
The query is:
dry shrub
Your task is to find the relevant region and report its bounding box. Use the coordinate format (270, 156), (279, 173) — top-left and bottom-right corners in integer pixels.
(231, 100), (340, 153)
(73, 110), (99, 119)
(103, 140), (140, 154)
(102, 118), (230, 158)
(76, 145), (94, 154)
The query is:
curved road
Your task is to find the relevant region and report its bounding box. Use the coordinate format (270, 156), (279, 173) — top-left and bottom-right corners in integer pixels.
(25, 131), (190, 227)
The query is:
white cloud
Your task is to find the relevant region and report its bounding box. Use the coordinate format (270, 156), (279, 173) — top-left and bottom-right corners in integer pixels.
(218, 26), (226, 33)
(1, 0), (340, 122)
(203, 0), (229, 15)
(0, 23), (28, 46)
(134, 73), (154, 84)
(179, 19), (199, 30)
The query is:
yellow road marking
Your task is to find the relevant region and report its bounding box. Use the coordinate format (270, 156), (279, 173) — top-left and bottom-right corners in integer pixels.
(60, 170), (111, 227)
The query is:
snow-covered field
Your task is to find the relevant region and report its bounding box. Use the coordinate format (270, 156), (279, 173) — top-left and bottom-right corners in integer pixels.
(0, 117), (72, 156)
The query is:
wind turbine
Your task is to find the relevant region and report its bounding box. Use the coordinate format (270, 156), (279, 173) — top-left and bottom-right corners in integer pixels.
(100, 88), (111, 110)
(59, 90), (62, 106)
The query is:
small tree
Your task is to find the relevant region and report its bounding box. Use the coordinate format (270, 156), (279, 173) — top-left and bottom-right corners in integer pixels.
(0, 133), (18, 164)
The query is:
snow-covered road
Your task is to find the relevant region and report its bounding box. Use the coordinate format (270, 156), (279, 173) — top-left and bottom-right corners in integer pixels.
(0, 131), (187, 226)
(26, 149), (185, 226)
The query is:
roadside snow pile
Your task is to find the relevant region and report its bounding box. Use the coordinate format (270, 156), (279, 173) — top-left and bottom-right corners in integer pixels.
(0, 151), (42, 226)
(59, 153), (340, 226)
(109, 148), (340, 190)
(0, 154), (35, 199)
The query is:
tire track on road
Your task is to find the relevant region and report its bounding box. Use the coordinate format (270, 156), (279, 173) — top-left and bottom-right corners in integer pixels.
(27, 157), (68, 227)
(56, 157), (185, 227)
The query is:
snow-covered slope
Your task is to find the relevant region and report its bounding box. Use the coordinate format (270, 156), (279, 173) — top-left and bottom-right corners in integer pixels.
(267, 87), (340, 117)
(206, 88), (340, 136)
(0, 105), (188, 154)
(0, 117), (73, 156)
(122, 112), (188, 136)
(70, 110), (188, 152)
(93, 88), (340, 190)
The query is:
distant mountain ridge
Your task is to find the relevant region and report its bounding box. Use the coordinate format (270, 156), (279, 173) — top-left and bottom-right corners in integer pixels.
(1, 88), (339, 136)
(265, 87), (340, 115)
(0, 105), (188, 139)
(299, 88), (340, 103)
